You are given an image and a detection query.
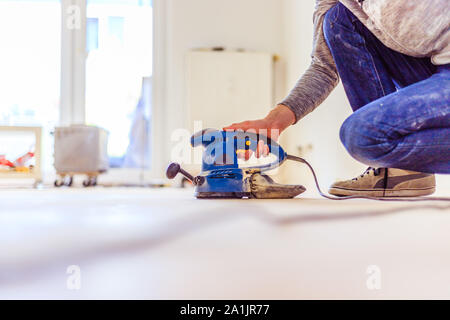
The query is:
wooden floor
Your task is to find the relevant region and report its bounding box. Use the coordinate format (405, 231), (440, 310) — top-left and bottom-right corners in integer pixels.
(1, 187), (450, 299)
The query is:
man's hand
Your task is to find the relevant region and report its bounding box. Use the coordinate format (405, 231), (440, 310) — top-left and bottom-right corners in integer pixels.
(223, 104), (296, 160)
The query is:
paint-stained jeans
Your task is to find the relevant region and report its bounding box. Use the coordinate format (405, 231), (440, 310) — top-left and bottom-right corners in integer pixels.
(323, 3), (450, 174)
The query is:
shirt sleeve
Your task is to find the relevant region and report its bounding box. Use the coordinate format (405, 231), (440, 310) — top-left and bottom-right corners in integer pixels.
(280, 0), (340, 124)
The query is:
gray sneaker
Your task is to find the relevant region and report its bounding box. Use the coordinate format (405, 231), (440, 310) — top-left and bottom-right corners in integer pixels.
(329, 167), (436, 197)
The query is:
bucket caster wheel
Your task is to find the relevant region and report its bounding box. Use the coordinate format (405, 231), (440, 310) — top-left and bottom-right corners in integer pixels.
(54, 179), (64, 187)
(65, 176), (73, 187)
(55, 175), (73, 187)
(83, 176), (97, 187)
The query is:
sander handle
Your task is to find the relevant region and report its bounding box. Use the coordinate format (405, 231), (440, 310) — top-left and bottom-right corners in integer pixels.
(190, 129), (287, 172)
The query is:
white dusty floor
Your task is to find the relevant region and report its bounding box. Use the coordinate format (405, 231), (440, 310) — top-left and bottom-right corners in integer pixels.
(1, 187), (450, 299)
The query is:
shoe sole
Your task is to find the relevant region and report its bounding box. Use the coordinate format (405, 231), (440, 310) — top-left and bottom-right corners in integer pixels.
(328, 186), (436, 197)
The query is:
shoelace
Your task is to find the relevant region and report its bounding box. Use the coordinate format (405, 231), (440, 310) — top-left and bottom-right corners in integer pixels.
(352, 167), (382, 181)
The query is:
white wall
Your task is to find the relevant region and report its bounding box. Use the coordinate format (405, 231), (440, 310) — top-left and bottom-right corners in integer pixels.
(161, 0), (284, 132)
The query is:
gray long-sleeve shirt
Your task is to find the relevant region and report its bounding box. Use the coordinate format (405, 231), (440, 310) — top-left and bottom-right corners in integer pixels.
(281, 0), (450, 123)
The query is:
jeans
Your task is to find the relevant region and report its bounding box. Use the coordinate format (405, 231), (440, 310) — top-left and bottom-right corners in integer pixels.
(323, 3), (450, 174)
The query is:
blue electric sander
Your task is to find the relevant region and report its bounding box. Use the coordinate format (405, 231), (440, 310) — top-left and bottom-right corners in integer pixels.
(166, 128), (306, 199)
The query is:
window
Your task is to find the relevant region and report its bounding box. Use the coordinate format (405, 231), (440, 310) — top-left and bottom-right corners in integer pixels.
(85, 0), (153, 169)
(0, 0), (158, 182)
(0, 0), (61, 173)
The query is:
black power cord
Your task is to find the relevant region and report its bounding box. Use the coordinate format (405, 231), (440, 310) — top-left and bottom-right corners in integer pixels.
(286, 154), (450, 202)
